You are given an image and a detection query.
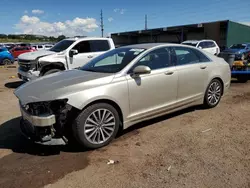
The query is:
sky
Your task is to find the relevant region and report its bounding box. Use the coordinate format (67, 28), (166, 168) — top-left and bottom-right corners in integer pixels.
(0, 0), (250, 37)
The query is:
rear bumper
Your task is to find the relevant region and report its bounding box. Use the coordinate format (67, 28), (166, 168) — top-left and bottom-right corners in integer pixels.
(231, 70), (250, 80)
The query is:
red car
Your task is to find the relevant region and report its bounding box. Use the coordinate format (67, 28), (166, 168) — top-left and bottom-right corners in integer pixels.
(10, 46), (36, 58)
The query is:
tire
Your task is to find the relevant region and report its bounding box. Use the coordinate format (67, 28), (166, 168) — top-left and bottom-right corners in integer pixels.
(43, 69), (62, 76)
(237, 77), (248, 83)
(203, 79), (223, 108)
(1, 58), (12, 65)
(72, 103), (120, 149)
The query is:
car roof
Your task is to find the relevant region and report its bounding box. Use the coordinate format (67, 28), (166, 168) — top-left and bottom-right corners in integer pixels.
(120, 43), (200, 49)
(182, 39), (215, 43)
(65, 37), (111, 41)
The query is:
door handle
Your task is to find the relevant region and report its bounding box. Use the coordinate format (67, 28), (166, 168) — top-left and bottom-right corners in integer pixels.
(200, 65), (207, 69)
(165, 71), (174, 75)
(88, 55), (93, 58)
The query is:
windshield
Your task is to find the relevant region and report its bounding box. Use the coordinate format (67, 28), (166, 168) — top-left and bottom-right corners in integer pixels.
(182, 42), (198, 47)
(230, 44), (246, 49)
(81, 47), (146, 73)
(49, 40), (74, 52)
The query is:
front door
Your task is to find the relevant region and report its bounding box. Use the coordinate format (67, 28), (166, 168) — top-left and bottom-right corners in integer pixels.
(172, 46), (211, 103)
(68, 40), (112, 69)
(68, 41), (95, 69)
(126, 47), (178, 120)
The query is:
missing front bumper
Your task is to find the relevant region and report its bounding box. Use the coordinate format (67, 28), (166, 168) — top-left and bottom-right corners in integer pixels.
(20, 119), (67, 145)
(20, 106), (56, 127)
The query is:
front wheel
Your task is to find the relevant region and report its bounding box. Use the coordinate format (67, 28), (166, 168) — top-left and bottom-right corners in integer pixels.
(72, 103), (120, 149)
(203, 79), (223, 108)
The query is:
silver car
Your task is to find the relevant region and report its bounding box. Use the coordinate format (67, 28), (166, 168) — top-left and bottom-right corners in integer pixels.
(14, 43), (231, 149)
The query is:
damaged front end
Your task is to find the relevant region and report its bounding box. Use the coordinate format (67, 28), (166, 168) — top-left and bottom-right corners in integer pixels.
(19, 99), (74, 145)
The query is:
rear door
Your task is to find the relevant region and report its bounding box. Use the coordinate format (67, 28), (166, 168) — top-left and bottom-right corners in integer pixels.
(172, 46), (211, 103)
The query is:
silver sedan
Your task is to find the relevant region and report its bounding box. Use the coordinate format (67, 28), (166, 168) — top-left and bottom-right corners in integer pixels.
(14, 43), (231, 149)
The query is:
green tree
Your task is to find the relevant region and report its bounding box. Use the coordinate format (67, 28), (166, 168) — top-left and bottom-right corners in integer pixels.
(57, 35), (66, 41)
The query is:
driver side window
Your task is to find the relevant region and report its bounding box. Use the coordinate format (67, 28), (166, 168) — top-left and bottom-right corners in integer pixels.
(72, 41), (91, 53)
(130, 47), (171, 72)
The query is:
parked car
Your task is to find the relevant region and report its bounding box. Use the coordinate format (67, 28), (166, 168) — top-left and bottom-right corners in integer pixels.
(14, 43), (231, 149)
(0, 47), (14, 65)
(17, 37), (115, 81)
(32, 44), (54, 51)
(181, 40), (220, 55)
(10, 46), (36, 59)
(222, 43), (250, 60)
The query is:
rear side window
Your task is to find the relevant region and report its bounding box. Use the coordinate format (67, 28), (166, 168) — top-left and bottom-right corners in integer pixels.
(198, 42), (207, 48)
(192, 48), (211, 62)
(38, 45), (43, 48)
(173, 47), (210, 65)
(90, 40), (110, 52)
(14, 48), (22, 51)
(207, 41), (216, 48)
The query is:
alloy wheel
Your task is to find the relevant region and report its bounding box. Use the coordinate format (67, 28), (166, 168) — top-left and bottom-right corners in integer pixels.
(84, 108), (116, 145)
(207, 81), (221, 106)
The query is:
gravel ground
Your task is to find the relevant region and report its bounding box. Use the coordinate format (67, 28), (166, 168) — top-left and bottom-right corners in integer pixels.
(0, 65), (249, 188)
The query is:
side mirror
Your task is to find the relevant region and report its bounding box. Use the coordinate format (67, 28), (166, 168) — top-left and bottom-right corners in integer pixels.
(132, 65), (151, 76)
(69, 49), (78, 57)
(198, 46), (203, 49)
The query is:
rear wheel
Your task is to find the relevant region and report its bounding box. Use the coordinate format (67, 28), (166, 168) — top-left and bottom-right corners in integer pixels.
(237, 76), (248, 83)
(43, 69), (62, 76)
(1, 58), (12, 65)
(203, 79), (223, 108)
(72, 103), (120, 149)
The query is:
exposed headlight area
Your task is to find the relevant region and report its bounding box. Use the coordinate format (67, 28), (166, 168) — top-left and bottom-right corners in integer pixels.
(20, 99), (70, 144)
(24, 99), (68, 116)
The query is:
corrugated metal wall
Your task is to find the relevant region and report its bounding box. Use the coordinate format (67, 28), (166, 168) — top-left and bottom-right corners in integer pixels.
(227, 21), (250, 47)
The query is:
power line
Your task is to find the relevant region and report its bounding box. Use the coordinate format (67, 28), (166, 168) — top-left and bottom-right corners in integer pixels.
(100, 9), (104, 37)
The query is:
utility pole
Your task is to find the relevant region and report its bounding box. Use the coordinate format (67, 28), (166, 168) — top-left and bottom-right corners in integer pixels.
(145, 14), (147, 30)
(100, 9), (104, 37)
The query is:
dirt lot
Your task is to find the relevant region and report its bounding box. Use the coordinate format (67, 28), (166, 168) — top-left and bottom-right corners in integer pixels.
(0, 65), (249, 188)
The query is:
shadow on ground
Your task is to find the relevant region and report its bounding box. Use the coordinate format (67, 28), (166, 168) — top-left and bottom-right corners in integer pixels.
(118, 106), (201, 138)
(0, 106), (203, 188)
(0, 106), (203, 156)
(5, 81), (24, 89)
(0, 117), (90, 188)
(0, 117), (86, 156)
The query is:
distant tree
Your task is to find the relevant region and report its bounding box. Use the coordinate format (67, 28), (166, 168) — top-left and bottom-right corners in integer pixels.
(57, 35), (66, 41)
(0, 34), (7, 39)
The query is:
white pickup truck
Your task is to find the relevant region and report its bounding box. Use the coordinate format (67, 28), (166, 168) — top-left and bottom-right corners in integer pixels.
(17, 37), (115, 81)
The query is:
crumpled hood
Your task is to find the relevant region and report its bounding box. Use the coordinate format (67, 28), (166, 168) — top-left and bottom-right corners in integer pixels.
(14, 70), (114, 105)
(18, 50), (56, 60)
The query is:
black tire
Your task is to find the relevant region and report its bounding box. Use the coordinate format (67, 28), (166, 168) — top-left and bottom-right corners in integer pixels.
(237, 76), (248, 83)
(203, 79), (223, 108)
(1, 58), (12, 65)
(72, 103), (120, 149)
(43, 69), (62, 76)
